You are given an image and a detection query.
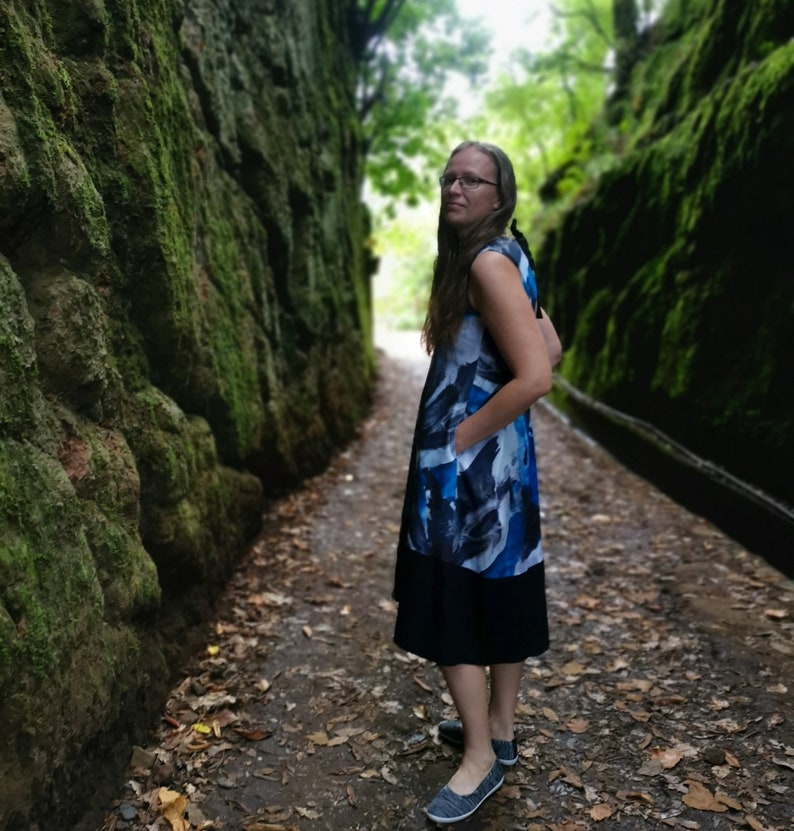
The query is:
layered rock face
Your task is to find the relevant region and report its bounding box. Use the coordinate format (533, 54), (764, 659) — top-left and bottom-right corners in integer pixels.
(0, 0), (373, 826)
(538, 0), (793, 506)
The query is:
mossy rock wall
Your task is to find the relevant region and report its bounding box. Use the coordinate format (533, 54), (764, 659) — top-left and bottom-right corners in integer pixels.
(538, 0), (793, 506)
(0, 0), (373, 826)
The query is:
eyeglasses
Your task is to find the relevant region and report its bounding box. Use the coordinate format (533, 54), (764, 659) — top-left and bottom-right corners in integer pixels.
(439, 174), (498, 190)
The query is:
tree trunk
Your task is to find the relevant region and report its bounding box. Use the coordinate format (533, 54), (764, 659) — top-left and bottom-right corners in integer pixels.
(608, 0), (640, 122)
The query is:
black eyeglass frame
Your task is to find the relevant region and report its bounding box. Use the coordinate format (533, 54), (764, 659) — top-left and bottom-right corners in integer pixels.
(438, 175), (499, 190)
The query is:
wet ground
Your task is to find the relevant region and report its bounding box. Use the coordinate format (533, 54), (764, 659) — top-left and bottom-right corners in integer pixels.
(96, 332), (794, 831)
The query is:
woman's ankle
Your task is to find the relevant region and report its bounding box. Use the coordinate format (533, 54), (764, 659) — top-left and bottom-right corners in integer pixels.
(488, 716), (514, 742)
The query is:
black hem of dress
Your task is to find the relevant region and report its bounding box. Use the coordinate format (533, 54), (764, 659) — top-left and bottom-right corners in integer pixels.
(393, 544), (549, 666)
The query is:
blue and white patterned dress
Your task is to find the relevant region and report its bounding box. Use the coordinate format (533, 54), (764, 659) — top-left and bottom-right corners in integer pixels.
(393, 237), (549, 666)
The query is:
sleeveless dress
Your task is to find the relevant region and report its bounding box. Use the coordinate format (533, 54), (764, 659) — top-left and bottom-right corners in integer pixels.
(393, 236), (549, 666)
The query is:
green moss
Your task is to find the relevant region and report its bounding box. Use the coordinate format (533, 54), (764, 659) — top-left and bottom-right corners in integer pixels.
(652, 278), (703, 400)
(128, 386), (200, 502)
(195, 197), (268, 457)
(0, 258), (40, 437)
(0, 440), (103, 681)
(541, 0), (793, 501)
(0, 8), (111, 258)
(1, 0), (373, 822)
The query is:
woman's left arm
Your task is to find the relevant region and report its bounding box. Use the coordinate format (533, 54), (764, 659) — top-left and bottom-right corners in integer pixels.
(454, 251), (552, 455)
(537, 308), (562, 368)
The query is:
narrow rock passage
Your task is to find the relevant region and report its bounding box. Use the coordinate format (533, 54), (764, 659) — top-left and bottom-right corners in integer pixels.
(97, 333), (794, 831)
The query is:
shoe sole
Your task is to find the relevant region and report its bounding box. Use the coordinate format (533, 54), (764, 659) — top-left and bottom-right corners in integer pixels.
(496, 753), (518, 766)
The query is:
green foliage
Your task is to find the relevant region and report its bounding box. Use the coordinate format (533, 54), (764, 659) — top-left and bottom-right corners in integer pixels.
(372, 202), (437, 330)
(357, 0), (490, 208)
(370, 0), (630, 325)
(477, 0), (618, 234)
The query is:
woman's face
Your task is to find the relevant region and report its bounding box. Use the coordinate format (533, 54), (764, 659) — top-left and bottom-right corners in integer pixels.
(440, 147), (501, 235)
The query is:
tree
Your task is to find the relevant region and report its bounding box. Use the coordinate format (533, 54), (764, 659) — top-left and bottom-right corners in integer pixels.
(464, 0), (614, 224)
(351, 0), (491, 208)
(470, 0), (664, 223)
(366, 0), (668, 327)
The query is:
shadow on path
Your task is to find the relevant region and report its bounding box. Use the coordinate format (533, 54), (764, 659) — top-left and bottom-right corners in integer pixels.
(95, 332), (794, 831)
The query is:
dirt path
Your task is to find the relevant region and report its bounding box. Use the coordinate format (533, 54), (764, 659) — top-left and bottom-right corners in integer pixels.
(97, 334), (794, 831)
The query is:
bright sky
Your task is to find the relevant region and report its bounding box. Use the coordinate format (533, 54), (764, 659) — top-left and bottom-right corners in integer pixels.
(455, 0), (555, 64)
(448, 0), (555, 114)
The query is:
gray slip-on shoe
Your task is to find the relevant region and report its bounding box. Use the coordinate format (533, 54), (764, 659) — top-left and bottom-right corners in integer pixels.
(425, 758), (504, 824)
(437, 719), (519, 766)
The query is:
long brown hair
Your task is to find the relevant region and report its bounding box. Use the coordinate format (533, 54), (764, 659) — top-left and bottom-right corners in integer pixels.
(422, 141), (518, 353)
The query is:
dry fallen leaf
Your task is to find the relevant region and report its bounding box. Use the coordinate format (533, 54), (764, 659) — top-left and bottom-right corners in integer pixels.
(724, 749), (741, 768)
(565, 718), (589, 734)
(235, 727), (272, 741)
(711, 718), (746, 733)
(327, 735), (348, 747)
(589, 803), (614, 821)
(682, 780), (728, 812)
(771, 756), (794, 771)
(412, 674), (434, 692)
(326, 713), (358, 731)
(157, 788), (189, 831)
(715, 791), (742, 811)
(380, 766), (398, 785)
(767, 712), (784, 728)
(548, 767), (584, 790)
(616, 679), (654, 692)
(617, 790), (654, 804)
(651, 746), (683, 770)
(254, 591), (292, 607)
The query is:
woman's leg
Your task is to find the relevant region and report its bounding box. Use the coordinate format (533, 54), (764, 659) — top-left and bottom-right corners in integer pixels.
(441, 664), (497, 793)
(487, 662), (523, 740)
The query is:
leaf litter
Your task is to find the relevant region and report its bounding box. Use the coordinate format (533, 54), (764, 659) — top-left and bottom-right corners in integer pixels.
(99, 342), (794, 830)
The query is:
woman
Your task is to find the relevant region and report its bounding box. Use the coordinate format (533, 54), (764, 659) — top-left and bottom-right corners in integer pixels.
(393, 141), (561, 824)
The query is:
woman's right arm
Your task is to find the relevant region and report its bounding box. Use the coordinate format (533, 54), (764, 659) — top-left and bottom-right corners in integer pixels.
(454, 251), (552, 455)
